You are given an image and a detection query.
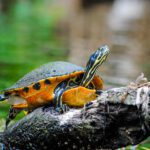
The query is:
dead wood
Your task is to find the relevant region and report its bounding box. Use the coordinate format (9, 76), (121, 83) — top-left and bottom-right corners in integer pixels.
(0, 74), (150, 150)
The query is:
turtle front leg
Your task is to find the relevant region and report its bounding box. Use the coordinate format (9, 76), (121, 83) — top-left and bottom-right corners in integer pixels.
(55, 104), (70, 114)
(43, 89), (70, 114)
(53, 80), (70, 113)
(54, 88), (70, 113)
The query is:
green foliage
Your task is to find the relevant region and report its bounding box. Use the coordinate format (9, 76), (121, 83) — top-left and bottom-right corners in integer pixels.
(0, 0), (67, 89)
(0, 0), (67, 125)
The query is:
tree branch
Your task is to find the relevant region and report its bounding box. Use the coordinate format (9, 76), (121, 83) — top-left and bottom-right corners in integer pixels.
(0, 75), (150, 150)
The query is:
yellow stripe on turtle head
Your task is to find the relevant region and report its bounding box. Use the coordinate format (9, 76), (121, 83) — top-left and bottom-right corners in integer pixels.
(80, 45), (109, 87)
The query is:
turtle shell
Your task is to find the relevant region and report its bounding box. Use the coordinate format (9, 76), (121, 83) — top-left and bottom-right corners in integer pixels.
(4, 61), (103, 108)
(7, 61), (84, 90)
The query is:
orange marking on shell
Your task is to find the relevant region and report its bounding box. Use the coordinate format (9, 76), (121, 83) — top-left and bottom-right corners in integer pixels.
(10, 71), (84, 108)
(5, 71), (103, 108)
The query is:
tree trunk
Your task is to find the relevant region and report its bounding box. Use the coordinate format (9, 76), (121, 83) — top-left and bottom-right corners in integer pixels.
(0, 75), (150, 150)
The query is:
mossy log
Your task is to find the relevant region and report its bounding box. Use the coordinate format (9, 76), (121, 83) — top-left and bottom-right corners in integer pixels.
(0, 74), (150, 150)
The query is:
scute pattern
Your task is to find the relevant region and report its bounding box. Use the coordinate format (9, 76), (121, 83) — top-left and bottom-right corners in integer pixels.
(6, 61), (84, 90)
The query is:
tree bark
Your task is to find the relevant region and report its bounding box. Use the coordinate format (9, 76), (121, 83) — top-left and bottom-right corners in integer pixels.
(0, 75), (150, 150)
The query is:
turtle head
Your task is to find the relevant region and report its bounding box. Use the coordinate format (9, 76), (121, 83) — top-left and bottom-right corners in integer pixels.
(87, 45), (109, 70)
(80, 45), (109, 87)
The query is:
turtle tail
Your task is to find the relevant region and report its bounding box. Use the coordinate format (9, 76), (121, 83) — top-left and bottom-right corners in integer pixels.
(0, 94), (7, 101)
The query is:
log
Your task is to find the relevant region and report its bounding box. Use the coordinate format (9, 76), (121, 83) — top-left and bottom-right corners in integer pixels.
(0, 74), (150, 150)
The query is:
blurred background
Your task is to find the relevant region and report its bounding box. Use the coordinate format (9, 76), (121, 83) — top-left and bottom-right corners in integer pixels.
(0, 0), (150, 148)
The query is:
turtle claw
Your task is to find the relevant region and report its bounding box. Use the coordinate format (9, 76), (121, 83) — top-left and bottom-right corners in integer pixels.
(42, 105), (55, 113)
(63, 104), (70, 112)
(43, 104), (70, 114)
(55, 104), (70, 114)
(55, 107), (64, 114)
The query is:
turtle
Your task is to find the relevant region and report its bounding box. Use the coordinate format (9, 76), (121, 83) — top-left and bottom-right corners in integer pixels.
(0, 45), (109, 128)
